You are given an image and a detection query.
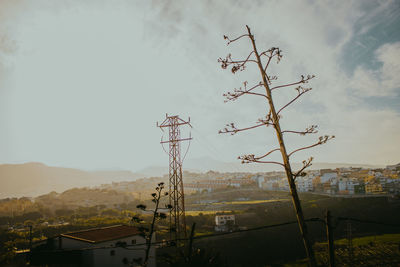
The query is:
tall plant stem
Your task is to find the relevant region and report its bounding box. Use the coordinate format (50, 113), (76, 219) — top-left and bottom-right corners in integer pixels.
(246, 25), (317, 267)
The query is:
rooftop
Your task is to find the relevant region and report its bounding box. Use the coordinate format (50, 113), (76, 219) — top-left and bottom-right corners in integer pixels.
(61, 225), (141, 243)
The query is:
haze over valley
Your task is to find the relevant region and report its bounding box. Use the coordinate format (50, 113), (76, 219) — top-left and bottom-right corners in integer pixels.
(0, 160), (385, 198)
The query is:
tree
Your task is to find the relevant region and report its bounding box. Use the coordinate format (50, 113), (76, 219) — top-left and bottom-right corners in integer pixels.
(218, 25), (334, 267)
(54, 208), (74, 217)
(131, 182), (171, 267)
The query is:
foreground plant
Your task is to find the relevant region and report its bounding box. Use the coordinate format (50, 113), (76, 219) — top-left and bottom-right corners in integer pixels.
(218, 25), (334, 267)
(131, 182), (171, 267)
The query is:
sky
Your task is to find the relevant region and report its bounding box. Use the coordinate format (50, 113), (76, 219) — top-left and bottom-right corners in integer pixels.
(0, 0), (399, 172)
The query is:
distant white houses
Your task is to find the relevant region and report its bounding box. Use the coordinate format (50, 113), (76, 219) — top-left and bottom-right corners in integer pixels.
(320, 171), (337, 183)
(337, 177), (360, 194)
(261, 178), (279, 190)
(184, 178), (255, 192)
(295, 176), (314, 192)
(251, 175), (265, 188)
(215, 214), (236, 232)
(386, 163), (400, 170)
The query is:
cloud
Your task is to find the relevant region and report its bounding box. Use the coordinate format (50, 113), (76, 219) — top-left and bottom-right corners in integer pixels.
(376, 42), (400, 91)
(350, 42), (400, 96)
(0, 0), (399, 171)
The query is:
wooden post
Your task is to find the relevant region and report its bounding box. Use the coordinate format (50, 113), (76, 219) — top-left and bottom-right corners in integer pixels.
(326, 210), (335, 267)
(187, 222), (196, 262)
(29, 225), (32, 251)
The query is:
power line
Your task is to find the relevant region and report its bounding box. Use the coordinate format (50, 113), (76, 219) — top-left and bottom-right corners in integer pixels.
(30, 217), (321, 253)
(28, 216), (400, 254)
(337, 217), (400, 227)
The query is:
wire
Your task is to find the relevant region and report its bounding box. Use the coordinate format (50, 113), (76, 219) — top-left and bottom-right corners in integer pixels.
(27, 216), (400, 254)
(158, 122), (191, 161)
(30, 218), (320, 253)
(181, 131), (192, 163)
(160, 135), (169, 156)
(336, 217), (400, 227)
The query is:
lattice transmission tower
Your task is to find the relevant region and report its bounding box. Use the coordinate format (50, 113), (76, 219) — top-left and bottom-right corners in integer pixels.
(157, 114), (192, 241)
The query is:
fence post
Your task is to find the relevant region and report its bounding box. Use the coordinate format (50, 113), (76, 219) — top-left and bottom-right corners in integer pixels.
(326, 210), (335, 267)
(187, 222), (196, 262)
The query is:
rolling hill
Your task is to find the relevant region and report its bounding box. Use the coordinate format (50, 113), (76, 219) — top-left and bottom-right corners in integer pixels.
(0, 162), (143, 198)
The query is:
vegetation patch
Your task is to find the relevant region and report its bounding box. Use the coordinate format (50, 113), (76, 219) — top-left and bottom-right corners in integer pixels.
(212, 199), (290, 205)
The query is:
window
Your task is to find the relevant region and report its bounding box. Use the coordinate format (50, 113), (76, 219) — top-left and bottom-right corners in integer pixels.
(131, 239), (136, 244)
(116, 241), (127, 247)
(110, 250), (115, 256)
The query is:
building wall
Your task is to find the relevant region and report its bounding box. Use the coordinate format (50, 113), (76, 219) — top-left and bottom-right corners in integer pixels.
(365, 183), (383, 194)
(296, 177), (313, 192)
(92, 246), (148, 267)
(61, 235), (155, 267)
(320, 172), (337, 183)
(215, 215), (235, 226)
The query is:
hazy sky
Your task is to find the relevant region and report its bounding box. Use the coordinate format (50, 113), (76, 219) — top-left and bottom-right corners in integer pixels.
(0, 0), (399, 172)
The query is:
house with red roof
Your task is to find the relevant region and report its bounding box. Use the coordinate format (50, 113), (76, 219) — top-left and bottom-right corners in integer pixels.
(31, 225), (156, 267)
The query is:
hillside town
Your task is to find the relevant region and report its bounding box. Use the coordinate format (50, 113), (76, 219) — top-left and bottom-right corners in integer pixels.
(2, 163), (400, 267)
(260, 164), (400, 195)
(94, 163), (400, 197)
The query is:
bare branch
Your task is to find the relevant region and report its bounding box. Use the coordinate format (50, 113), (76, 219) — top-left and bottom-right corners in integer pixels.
(253, 160), (284, 165)
(240, 91), (268, 98)
(267, 75), (278, 84)
(282, 125), (318, 136)
(223, 81), (264, 102)
(219, 111), (275, 135)
(223, 34), (250, 45)
(218, 120), (272, 135)
(257, 111), (273, 125)
(260, 47), (283, 73)
(238, 154), (284, 166)
(277, 86), (312, 115)
(293, 157), (313, 179)
(218, 52), (257, 74)
(244, 81), (263, 93)
(288, 135), (335, 157)
(236, 51), (256, 63)
(271, 74), (315, 91)
(254, 148), (280, 160)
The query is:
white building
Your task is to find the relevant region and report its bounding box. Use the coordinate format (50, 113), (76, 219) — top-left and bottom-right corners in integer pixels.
(386, 163), (400, 170)
(278, 178), (290, 191)
(57, 225), (155, 267)
(337, 177), (359, 194)
(296, 176), (313, 192)
(215, 214), (235, 232)
(320, 172), (337, 183)
(262, 178), (280, 190)
(251, 175), (265, 188)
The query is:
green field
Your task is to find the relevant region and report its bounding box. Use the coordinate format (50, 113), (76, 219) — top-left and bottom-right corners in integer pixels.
(334, 233), (400, 246)
(212, 198), (290, 205)
(185, 210), (233, 215)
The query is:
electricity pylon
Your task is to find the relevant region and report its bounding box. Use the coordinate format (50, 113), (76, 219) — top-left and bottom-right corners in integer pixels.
(157, 114), (192, 241)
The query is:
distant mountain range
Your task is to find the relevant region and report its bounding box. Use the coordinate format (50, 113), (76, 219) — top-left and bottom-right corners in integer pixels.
(0, 159), (385, 198)
(0, 162), (143, 198)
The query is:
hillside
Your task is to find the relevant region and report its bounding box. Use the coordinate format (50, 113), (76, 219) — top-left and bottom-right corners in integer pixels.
(0, 163), (143, 197)
(138, 157), (385, 177)
(0, 160), (387, 197)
